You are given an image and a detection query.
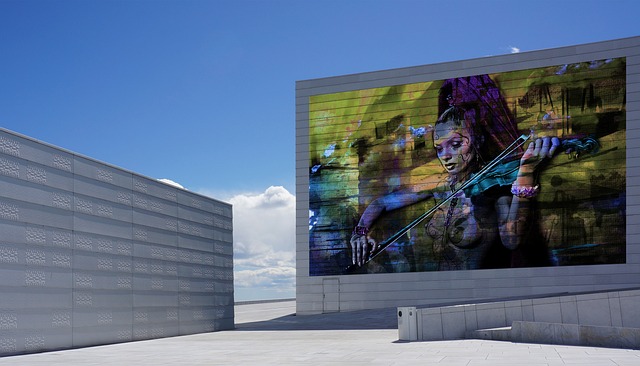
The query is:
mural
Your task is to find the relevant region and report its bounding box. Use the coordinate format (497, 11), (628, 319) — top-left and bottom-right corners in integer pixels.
(308, 58), (626, 276)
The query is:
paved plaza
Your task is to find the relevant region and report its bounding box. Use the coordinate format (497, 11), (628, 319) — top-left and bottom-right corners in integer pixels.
(1, 300), (639, 365)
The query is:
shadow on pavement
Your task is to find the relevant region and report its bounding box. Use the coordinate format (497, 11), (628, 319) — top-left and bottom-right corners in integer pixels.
(234, 307), (399, 331)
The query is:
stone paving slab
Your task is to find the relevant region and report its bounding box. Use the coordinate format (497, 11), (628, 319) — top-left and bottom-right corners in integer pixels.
(0, 300), (638, 366)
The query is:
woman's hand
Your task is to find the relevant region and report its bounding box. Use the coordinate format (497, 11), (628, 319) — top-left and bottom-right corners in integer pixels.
(350, 233), (378, 267)
(512, 136), (560, 195)
(520, 136), (560, 172)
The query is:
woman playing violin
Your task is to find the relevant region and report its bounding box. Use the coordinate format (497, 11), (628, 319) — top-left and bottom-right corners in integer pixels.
(350, 102), (559, 271)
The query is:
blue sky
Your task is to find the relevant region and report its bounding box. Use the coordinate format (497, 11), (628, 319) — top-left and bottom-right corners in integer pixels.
(1, 0), (638, 301)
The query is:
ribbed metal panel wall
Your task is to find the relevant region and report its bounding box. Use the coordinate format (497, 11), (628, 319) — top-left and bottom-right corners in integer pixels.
(0, 128), (233, 356)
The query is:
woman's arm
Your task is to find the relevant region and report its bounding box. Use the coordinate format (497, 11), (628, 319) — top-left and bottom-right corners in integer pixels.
(356, 190), (432, 229)
(351, 189), (433, 266)
(498, 137), (559, 250)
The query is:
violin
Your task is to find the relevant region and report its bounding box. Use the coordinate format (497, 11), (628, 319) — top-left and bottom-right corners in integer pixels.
(464, 136), (600, 197)
(344, 134), (600, 274)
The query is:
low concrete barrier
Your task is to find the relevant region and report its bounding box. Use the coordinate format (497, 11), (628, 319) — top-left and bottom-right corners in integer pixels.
(399, 289), (640, 348)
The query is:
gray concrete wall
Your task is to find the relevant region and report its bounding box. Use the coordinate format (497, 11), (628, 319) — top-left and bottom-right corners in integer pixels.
(0, 128), (234, 356)
(296, 36), (640, 315)
(416, 289), (640, 341)
(410, 288), (640, 349)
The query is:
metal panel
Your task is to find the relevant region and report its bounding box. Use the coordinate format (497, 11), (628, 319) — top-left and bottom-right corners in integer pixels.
(178, 204), (215, 226)
(132, 223), (178, 247)
(72, 325), (133, 348)
(72, 290), (133, 309)
(132, 193), (178, 216)
(178, 233), (214, 252)
(73, 156), (133, 191)
(0, 198), (74, 229)
(177, 190), (216, 214)
(133, 176), (181, 203)
(0, 328), (73, 356)
(133, 273), (179, 293)
(133, 292), (179, 307)
(74, 175), (134, 207)
(74, 214), (132, 239)
(74, 194), (132, 223)
(0, 288), (73, 309)
(0, 155), (74, 191)
(132, 208), (178, 233)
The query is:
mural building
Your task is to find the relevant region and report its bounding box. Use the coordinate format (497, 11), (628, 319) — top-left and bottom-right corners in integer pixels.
(308, 58), (626, 277)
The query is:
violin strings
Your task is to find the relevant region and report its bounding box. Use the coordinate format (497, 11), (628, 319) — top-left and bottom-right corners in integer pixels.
(464, 134), (530, 190)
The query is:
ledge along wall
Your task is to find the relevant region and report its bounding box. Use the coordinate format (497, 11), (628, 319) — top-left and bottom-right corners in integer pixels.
(296, 36), (640, 315)
(0, 128), (234, 356)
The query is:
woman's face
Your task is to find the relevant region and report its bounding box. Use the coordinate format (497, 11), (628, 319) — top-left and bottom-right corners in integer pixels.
(433, 120), (476, 177)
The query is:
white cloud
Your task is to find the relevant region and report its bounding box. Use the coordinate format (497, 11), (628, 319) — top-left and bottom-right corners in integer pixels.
(229, 186), (293, 210)
(509, 46), (521, 53)
(157, 178), (186, 190)
(234, 266), (296, 288)
(199, 186), (296, 301)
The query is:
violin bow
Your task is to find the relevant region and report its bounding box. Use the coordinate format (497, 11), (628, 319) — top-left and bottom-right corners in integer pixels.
(345, 134), (531, 274)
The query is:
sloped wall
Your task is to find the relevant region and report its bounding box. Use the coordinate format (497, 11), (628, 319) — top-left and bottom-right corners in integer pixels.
(0, 128), (234, 356)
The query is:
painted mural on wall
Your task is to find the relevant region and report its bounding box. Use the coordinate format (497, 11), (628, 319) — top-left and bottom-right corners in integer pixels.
(308, 58), (626, 276)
